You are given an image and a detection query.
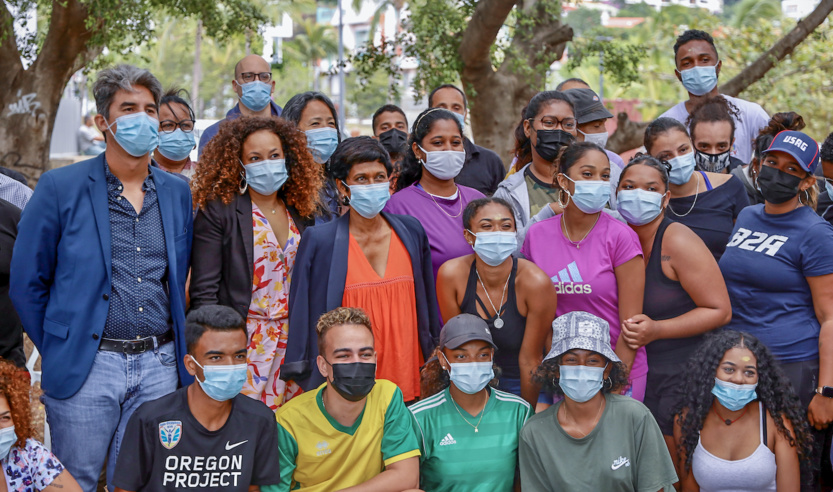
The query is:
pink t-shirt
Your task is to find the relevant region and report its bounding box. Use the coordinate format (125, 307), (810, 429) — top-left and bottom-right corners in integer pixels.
(521, 212), (647, 378)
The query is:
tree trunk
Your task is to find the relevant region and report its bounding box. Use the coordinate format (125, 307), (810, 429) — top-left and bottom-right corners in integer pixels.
(0, 0), (98, 184)
(192, 20), (203, 119)
(720, 0), (833, 97)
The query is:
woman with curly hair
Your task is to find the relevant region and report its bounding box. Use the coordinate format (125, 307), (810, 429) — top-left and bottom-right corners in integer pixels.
(282, 137), (439, 401)
(410, 314), (531, 491)
(190, 116), (322, 410)
(519, 311), (677, 491)
(673, 330), (811, 491)
(0, 358), (82, 490)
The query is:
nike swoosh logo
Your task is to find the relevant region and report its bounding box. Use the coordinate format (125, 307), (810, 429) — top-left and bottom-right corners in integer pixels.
(225, 440), (248, 450)
(611, 462), (627, 470)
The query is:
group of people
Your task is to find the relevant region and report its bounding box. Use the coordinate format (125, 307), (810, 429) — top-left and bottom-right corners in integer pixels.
(0, 27), (831, 492)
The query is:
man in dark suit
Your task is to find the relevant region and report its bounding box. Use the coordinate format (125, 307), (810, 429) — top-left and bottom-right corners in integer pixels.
(10, 64), (193, 491)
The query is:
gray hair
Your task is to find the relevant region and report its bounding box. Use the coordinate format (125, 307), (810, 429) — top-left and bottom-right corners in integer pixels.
(93, 64), (162, 120)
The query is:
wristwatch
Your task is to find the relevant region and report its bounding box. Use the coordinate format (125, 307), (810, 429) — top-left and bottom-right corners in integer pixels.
(816, 386), (833, 398)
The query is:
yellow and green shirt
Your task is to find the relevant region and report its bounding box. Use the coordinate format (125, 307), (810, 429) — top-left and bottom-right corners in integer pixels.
(266, 380), (420, 492)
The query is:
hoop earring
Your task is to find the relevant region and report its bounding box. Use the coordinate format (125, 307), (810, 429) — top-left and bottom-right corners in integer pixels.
(239, 172), (248, 195)
(803, 189), (810, 204)
(603, 376), (613, 390)
(558, 190), (571, 208)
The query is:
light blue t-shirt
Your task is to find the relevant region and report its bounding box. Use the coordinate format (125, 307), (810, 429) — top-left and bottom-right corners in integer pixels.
(719, 204), (833, 362)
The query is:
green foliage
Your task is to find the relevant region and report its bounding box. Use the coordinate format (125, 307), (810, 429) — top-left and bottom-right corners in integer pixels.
(565, 7), (602, 37)
(346, 67), (389, 119)
(567, 38), (647, 89)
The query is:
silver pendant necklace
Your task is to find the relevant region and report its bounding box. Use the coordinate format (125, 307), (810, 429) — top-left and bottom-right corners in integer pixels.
(475, 266), (510, 329)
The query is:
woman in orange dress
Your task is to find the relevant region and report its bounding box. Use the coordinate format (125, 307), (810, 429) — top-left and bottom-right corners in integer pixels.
(190, 116), (323, 410)
(284, 137), (439, 401)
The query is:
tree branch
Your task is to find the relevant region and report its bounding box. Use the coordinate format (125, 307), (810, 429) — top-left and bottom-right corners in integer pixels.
(719, 0), (833, 96)
(0, 1), (23, 79)
(32, 0), (97, 94)
(458, 0), (516, 74)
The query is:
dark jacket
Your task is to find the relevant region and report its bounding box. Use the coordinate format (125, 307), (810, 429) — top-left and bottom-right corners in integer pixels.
(281, 211), (440, 389)
(10, 156), (193, 398)
(455, 138), (506, 196)
(190, 192), (313, 319)
(0, 198), (24, 368)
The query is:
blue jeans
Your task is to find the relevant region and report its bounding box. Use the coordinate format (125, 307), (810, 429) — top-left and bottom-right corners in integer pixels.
(42, 341), (178, 492)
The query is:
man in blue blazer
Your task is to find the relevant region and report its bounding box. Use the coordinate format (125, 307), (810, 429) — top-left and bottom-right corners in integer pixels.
(10, 65), (193, 491)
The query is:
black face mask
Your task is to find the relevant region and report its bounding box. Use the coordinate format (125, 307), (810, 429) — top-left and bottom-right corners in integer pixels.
(757, 165), (803, 204)
(533, 129), (574, 162)
(695, 149), (732, 173)
(378, 128), (408, 155)
(327, 361), (377, 402)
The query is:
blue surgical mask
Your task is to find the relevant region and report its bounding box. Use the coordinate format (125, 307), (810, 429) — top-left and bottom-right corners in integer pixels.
(192, 358), (248, 402)
(239, 81), (272, 112)
(467, 230), (516, 267)
(104, 113), (160, 157)
(157, 129), (196, 162)
(243, 159), (288, 195)
(419, 146), (466, 181)
(824, 179), (833, 198)
(443, 353), (494, 394)
(0, 426), (16, 459)
(617, 189), (665, 226)
(562, 175), (611, 214)
(679, 65), (718, 96)
(668, 151), (696, 185)
(452, 111), (466, 129)
(579, 129), (609, 149)
(711, 377), (757, 412)
(559, 364), (606, 403)
(306, 128), (339, 164)
(345, 181), (390, 219)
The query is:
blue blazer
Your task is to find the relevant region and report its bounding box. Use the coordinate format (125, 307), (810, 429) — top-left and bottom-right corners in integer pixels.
(9, 155), (194, 399)
(282, 212), (440, 389)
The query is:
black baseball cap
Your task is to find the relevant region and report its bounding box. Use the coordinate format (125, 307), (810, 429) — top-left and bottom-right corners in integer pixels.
(564, 88), (613, 124)
(439, 314), (497, 350)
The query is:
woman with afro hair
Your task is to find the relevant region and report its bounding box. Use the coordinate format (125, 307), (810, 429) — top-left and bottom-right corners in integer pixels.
(0, 358), (82, 490)
(673, 330), (811, 491)
(190, 116), (323, 410)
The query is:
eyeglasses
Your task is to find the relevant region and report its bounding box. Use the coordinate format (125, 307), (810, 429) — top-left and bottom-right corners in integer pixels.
(529, 116), (577, 131)
(160, 119), (196, 133)
(239, 72), (273, 83)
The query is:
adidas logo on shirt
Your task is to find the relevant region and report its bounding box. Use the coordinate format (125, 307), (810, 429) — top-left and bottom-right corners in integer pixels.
(550, 262), (592, 294)
(439, 433), (457, 446)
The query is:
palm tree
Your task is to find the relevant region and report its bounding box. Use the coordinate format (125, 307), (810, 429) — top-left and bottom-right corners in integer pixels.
(284, 17), (339, 91)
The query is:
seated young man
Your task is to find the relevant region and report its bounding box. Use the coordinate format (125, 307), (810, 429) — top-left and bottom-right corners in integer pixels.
(265, 307), (420, 492)
(113, 305), (281, 492)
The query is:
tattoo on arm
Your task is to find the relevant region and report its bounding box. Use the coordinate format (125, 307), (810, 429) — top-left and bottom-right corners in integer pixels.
(661, 255), (671, 262)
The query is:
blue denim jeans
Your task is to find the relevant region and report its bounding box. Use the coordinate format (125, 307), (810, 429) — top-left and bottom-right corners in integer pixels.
(42, 341), (178, 492)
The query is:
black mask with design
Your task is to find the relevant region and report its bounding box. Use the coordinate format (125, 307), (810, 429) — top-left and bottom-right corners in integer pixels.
(327, 361), (377, 402)
(695, 149), (732, 173)
(378, 128), (408, 155)
(534, 129), (575, 162)
(757, 165), (803, 204)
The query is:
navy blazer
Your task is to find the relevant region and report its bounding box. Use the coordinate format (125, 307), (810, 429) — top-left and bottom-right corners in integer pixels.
(282, 211), (440, 389)
(9, 155), (194, 399)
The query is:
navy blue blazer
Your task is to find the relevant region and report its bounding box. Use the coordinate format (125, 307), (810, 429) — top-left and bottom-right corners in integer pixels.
(9, 155), (194, 399)
(282, 211), (440, 389)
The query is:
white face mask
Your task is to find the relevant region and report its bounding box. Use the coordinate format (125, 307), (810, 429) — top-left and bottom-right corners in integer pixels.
(418, 145), (466, 181)
(579, 129), (609, 149)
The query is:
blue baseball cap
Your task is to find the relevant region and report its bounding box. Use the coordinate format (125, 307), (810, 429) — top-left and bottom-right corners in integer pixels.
(766, 130), (819, 174)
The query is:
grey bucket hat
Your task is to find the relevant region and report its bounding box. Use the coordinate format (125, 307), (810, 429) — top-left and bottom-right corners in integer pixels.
(544, 311), (620, 363)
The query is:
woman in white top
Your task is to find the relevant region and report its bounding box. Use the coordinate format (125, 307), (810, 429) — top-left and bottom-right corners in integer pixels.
(673, 330), (811, 491)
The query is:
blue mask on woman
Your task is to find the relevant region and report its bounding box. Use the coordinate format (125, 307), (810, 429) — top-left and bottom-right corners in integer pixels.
(668, 151), (696, 185)
(617, 189), (665, 226)
(239, 81), (272, 112)
(306, 128), (339, 164)
(243, 159), (288, 195)
(824, 179), (833, 198)
(559, 364), (606, 403)
(157, 129), (196, 162)
(679, 65), (718, 96)
(467, 230), (517, 267)
(192, 358), (248, 402)
(105, 113), (160, 157)
(0, 426), (16, 459)
(444, 354), (494, 394)
(345, 181), (390, 219)
(711, 378), (757, 412)
(563, 176), (611, 214)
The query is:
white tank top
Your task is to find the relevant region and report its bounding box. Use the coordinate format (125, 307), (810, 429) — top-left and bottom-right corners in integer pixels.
(692, 402), (777, 492)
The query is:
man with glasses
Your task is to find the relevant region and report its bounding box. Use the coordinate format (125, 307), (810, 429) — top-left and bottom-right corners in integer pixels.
(198, 54), (283, 157)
